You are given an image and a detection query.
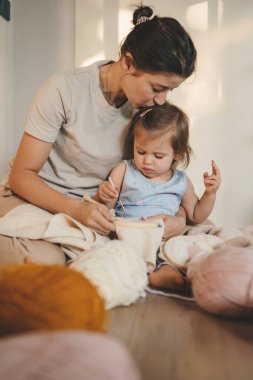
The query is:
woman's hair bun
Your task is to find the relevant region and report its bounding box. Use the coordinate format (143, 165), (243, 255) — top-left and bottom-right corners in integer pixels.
(132, 4), (153, 25)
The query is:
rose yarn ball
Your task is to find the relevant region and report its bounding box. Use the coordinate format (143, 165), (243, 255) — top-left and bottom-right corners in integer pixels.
(192, 247), (253, 319)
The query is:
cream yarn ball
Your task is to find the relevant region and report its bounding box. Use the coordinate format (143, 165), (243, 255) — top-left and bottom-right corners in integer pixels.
(70, 240), (148, 309)
(192, 247), (253, 319)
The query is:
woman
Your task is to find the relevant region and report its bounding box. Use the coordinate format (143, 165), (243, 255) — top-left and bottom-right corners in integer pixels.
(0, 5), (196, 293)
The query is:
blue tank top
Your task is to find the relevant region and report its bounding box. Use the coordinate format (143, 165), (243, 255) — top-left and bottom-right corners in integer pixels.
(115, 160), (186, 218)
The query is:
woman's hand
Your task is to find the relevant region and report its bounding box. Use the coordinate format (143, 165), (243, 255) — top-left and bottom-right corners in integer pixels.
(147, 206), (186, 240)
(74, 201), (116, 235)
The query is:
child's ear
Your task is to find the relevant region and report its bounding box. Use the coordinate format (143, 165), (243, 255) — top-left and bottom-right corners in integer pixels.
(174, 153), (182, 161)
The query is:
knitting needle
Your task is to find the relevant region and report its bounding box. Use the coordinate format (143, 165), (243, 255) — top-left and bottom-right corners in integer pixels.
(108, 176), (126, 212)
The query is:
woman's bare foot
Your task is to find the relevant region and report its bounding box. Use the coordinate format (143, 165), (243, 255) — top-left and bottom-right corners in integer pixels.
(24, 255), (40, 264)
(148, 264), (192, 296)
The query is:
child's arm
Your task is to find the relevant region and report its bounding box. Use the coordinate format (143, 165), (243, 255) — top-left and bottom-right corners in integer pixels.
(93, 161), (126, 209)
(181, 160), (221, 224)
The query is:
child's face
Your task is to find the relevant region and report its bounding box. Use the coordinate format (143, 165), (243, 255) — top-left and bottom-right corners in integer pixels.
(133, 125), (178, 182)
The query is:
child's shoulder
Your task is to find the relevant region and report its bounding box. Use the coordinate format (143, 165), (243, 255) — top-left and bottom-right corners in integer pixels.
(123, 159), (135, 169)
(173, 169), (186, 180)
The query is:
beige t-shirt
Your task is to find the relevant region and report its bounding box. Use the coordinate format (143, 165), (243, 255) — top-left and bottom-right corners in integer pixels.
(18, 61), (133, 198)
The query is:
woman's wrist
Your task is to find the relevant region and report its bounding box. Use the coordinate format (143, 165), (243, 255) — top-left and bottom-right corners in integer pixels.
(66, 197), (82, 221)
(162, 213), (186, 240)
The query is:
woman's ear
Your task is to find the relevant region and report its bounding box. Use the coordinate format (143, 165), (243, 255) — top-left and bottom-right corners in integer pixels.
(122, 53), (134, 72)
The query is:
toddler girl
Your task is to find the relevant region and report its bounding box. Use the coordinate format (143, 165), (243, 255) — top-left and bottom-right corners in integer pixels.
(95, 103), (221, 295)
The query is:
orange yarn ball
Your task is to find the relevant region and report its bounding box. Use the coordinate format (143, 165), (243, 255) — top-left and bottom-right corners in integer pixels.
(0, 264), (107, 336)
(192, 247), (253, 319)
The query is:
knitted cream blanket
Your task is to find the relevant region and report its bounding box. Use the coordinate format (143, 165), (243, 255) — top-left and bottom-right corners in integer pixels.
(0, 203), (108, 259)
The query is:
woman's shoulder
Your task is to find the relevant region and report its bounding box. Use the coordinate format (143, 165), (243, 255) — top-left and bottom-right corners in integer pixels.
(66, 60), (111, 79)
(46, 60), (110, 90)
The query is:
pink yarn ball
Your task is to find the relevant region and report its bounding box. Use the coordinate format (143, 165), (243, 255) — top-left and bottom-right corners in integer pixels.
(192, 247), (253, 319)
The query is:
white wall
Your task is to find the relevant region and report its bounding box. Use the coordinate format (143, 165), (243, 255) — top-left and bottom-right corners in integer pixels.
(170, 0), (253, 228)
(1, 0), (75, 179)
(1, 0), (253, 227)
(0, 11), (12, 179)
(11, 0), (75, 152)
(75, 0), (119, 67)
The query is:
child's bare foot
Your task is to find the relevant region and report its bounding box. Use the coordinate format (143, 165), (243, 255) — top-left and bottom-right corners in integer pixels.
(148, 264), (192, 297)
(24, 255), (40, 264)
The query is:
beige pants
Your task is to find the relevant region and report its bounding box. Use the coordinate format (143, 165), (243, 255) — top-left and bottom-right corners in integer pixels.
(0, 186), (66, 266)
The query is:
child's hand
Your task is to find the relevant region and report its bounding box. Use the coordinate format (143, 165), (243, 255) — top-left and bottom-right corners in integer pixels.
(203, 160), (221, 194)
(98, 180), (119, 202)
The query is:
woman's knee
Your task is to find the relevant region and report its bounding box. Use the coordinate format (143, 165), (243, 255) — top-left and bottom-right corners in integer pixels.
(0, 235), (66, 266)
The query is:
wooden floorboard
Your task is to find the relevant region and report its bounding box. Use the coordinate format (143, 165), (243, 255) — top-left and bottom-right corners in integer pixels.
(108, 294), (253, 380)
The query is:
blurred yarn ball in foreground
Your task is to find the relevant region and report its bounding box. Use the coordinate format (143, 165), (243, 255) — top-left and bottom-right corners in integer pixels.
(192, 247), (253, 319)
(0, 264), (107, 336)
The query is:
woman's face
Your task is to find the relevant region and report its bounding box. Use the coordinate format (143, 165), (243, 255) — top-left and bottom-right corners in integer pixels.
(121, 63), (185, 109)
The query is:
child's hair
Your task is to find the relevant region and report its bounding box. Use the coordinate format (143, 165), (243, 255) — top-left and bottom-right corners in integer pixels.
(120, 4), (197, 78)
(124, 103), (192, 169)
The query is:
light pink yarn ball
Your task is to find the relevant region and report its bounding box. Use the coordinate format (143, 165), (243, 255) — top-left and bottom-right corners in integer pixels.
(192, 247), (253, 319)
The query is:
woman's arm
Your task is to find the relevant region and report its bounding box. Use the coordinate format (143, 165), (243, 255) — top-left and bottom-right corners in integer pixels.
(9, 133), (115, 235)
(147, 206), (186, 240)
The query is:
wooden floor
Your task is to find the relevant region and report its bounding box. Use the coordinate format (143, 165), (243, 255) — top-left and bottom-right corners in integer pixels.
(108, 293), (253, 380)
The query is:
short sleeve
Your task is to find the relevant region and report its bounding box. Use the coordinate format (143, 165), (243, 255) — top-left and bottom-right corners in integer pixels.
(24, 73), (71, 143)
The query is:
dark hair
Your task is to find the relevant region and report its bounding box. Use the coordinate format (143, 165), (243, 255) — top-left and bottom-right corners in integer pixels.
(120, 4), (197, 78)
(124, 103), (192, 169)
